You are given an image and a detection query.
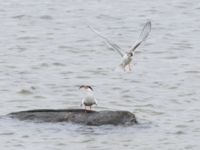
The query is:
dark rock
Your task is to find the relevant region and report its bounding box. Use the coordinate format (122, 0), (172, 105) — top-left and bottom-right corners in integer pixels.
(8, 109), (137, 126)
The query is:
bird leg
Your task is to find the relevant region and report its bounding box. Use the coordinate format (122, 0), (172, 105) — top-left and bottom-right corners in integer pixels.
(124, 65), (130, 72)
(128, 63), (132, 71)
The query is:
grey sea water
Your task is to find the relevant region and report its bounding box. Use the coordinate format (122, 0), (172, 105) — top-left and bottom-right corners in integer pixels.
(0, 0), (200, 149)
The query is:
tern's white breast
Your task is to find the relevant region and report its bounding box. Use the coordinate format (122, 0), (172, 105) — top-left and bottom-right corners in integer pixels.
(121, 55), (132, 67)
(82, 91), (96, 106)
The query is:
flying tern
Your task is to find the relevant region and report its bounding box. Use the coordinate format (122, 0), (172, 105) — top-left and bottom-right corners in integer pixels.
(88, 21), (151, 71)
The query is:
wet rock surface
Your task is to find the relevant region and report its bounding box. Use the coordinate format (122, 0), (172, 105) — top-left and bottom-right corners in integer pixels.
(8, 109), (137, 126)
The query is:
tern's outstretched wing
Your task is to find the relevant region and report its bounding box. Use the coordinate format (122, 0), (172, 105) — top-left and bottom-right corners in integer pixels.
(88, 25), (124, 57)
(129, 21), (151, 52)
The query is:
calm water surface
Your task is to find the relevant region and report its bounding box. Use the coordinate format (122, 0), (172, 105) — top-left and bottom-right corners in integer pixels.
(0, 0), (200, 149)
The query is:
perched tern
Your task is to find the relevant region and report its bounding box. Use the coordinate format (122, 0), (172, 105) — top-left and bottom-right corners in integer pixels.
(79, 85), (97, 111)
(88, 21), (151, 71)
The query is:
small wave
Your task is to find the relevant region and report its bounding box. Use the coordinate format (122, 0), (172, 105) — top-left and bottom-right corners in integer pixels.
(17, 36), (38, 40)
(52, 62), (66, 66)
(18, 89), (33, 95)
(12, 15), (25, 19)
(40, 15), (53, 20)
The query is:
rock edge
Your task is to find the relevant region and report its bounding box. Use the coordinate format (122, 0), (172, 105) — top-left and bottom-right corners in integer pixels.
(8, 109), (137, 126)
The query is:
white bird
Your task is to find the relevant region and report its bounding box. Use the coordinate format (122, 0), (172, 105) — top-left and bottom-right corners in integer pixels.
(79, 85), (97, 111)
(88, 21), (151, 71)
